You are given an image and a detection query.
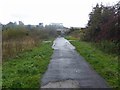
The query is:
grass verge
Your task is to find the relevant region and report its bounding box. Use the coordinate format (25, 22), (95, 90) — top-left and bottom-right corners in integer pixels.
(70, 40), (118, 88)
(2, 42), (53, 88)
(65, 36), (79, 40)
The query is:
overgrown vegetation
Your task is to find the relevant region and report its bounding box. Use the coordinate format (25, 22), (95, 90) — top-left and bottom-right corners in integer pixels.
(2, 23), (57, 60)
(70, 40), (118, 88)
(2, 42), (53, 88)
(82, 2), (120, 55)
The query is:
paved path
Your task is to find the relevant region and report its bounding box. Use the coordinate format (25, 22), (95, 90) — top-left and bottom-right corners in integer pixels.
(41, 37), (109, 88)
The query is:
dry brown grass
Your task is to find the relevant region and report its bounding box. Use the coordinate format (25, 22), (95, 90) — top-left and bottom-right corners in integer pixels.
(2, 25), (57, 61)
(2, 37), (39, 60)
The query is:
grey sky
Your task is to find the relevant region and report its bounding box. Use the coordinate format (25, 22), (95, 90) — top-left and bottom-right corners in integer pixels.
(0, 0), (118, 27)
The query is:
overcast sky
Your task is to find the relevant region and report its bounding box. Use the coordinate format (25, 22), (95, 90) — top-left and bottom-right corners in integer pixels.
(0, 0), (118, 27)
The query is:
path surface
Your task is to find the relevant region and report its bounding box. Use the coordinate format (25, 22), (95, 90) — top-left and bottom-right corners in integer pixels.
(41, 37), (109, 88)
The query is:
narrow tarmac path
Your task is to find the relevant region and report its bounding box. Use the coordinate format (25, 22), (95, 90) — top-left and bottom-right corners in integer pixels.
(41, 37), (109, 88)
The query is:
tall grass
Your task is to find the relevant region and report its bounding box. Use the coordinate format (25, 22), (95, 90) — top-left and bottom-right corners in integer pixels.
(2, 28), (36, 60)
(2, 25), (57, 61)
(2, 37), (36, 60)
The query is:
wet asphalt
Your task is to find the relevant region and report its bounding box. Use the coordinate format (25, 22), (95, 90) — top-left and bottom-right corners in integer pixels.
(41, 37), (109, 88)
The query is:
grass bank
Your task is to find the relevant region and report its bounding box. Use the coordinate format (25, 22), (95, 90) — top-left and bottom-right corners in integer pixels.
(70, 40), (118, 88)
(2, 42), (53, 88)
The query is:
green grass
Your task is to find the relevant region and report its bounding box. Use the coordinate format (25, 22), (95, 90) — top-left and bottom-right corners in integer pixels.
(70, 40), (119, 88)
(65, 36), (79, 40)
(2, 42), (53, 88)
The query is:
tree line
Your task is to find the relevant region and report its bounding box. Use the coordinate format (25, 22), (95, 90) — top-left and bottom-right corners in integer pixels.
(81, 2), (120, 55)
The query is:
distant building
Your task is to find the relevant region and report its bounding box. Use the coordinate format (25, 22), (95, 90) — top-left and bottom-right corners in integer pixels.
(38, 23), (44, 29)
(46, 23), (64, 30)
(50, 23), (63, 25)
(39, 23), (43, 26)
(50, 23), (64, 29)
(19, 21), (24, 26)
(56, 27), (69, 36)
(56, 28), (69, 32)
